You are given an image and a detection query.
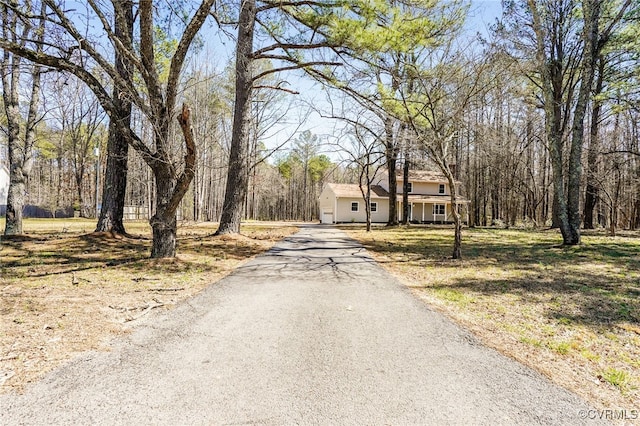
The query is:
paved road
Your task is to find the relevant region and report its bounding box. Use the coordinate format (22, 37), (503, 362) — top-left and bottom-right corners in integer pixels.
(2, 225), (603, 425)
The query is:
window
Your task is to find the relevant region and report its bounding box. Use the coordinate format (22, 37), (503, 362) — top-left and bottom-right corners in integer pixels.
(433, 204), (445, 215)
(351, 202), (359, 212)
(439, 184), (445, 194)
(406, 182), (413, 193)
(370, 202), (377, 212)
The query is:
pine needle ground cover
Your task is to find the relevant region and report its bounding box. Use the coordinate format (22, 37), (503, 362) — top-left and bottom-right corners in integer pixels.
(344, 226), (640, 412)
(0, 219), (297, 394)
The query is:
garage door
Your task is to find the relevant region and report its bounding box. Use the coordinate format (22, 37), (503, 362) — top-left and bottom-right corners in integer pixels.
(321, 210), (333, 224)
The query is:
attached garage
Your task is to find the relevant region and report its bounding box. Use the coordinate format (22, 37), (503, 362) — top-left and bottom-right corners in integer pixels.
(317, 183), (390, 224)
(321, 209), (334, 224)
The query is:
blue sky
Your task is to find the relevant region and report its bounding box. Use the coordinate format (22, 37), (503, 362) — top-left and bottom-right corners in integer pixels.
(464, 0), (504, 43)
(188, 1), (506, 158)
(284, 0), (506, 156)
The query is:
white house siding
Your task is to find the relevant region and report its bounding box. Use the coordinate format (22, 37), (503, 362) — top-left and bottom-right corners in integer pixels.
(0, 167), (9, 205)
(318, 186), (336, 223)
(322, 173), (467, 224)
(335, 197), (389, 223)
(319, 184), (390, 224)
(398, 181), (448, 195)
(372, 199), (390, 222)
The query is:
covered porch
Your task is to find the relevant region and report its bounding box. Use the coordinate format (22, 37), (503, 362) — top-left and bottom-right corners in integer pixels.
(397, 196), (469, 224)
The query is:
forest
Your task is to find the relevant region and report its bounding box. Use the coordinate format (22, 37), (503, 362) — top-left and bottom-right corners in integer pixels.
(1, 0), (639, 258)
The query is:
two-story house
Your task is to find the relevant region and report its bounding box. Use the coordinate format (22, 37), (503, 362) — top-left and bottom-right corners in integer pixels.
(318, 170), (469, 224)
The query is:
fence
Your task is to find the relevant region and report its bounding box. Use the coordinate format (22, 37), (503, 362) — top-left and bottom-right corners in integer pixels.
(123, 205), (149, 220)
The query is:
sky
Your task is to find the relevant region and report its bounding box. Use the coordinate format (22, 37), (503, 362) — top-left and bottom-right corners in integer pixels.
(259, 0), (506, 159)
(178, 0), (506, 161)
(467, 1), (504, 35)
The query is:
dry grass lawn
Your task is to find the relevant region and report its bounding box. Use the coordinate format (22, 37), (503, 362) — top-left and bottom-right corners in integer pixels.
(0, 218), (298, 394)
(343, 225), (640, 412)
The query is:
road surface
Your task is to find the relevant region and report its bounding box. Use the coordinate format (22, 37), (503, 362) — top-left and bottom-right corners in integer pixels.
(1, 225), (603, 425)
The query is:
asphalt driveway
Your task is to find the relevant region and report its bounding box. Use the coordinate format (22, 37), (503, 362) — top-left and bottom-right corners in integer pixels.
(1, 225), (604, 425)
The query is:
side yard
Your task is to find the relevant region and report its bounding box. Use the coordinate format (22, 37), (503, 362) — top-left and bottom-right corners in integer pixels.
(0, 219), (298, 393)
(344, 226), (640, 412)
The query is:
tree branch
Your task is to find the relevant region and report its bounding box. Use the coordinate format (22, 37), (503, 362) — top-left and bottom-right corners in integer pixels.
(251, 59), (341, 83)
(167, 104), (197, 214)
(166, 0), (215, 113)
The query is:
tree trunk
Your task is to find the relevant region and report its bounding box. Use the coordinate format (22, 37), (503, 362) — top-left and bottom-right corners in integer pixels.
(402, 153), (410, 225)
(384, 116), (399, 226)
(5, 176), (25, 235)
(150, 172), (178, 257)
(565, 1), (601, 245)
(95, 0), (133, 234)
(540, 36), (572, 240)
(96, 126), (129, 233)
(568, 4), (600, 240)
(549, 140), (572, 242)
(583, 57), (605, 230)
(149, 105), (196, 258)
(76, 174), (84, 217)
(4, 92), (24, 235)
(452, 209), (462, 259)
(366, 184), (371, 232)
(583, 150), (600, 230)
(443, 166), (462, 259)
(2, 0), (43, 235)
(631, 198), (640, 230)
(216, 0), (255, 235)
(609, 166), (622, 237)
(583, 183), (598, 229)
(150, 213), (177, 257)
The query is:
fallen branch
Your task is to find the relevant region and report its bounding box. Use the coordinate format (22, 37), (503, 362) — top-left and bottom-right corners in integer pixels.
(108, 305), (140, 312)
(148, 287), (184, 292)
(123, 302), (164, 322)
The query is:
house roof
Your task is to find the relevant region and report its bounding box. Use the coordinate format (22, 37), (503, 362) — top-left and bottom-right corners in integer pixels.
(327, 183), (390, 199)
(406, 194), (470, 204)
(379, 169), (461, 184)
(397, 170), (447, 182)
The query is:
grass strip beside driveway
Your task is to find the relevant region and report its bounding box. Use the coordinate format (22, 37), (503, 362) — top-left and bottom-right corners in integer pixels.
(343, 225), (640, 412)
(0, 218), (298, 394)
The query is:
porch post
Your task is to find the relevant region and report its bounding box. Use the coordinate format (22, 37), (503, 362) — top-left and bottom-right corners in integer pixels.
(422, 203), (425, 222)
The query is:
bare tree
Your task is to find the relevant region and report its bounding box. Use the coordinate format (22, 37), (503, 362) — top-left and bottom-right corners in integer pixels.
(344, 124), (385, 232)
(0, 0), (214, 257)
(214, 0), (343, 235)
(49, 77), (106, 217)
(395, 48), (487, 259)
(1, 0), (45, 236)
(214, 0), (258, 235)
(526, 0), (631, 244)
(313, 1), (467, 226)
(95, 0), (134, 235)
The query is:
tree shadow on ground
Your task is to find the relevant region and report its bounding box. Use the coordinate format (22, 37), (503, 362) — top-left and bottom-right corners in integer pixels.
(0, 228), (293, 280)
(354, 227), (640, 329)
